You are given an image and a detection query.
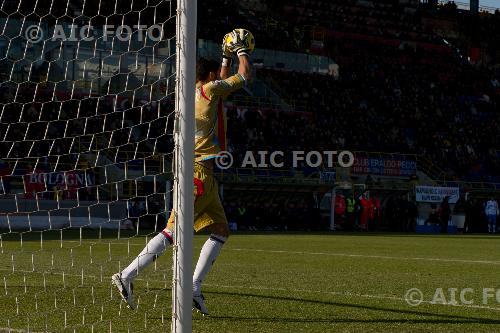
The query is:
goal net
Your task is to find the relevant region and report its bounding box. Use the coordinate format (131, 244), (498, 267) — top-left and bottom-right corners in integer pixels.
(0, 0), (195, 331)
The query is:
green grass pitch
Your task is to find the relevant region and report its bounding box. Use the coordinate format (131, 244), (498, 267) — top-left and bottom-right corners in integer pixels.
(0, 231), (499, 333)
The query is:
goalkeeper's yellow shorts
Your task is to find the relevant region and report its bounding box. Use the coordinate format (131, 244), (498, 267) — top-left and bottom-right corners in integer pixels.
(165, 161), (227, 233)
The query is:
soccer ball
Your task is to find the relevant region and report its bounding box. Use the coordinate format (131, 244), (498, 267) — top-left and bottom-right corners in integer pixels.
(224, 28), (255, 54)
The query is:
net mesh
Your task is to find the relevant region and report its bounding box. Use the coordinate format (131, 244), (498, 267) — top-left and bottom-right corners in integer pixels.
(0, 0), (176, 331)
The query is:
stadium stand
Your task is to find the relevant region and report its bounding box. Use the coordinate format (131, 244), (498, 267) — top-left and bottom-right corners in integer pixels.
(211, 0), (500, 182)
(207, 0), (500, 231)
(1, 0), (500, 231)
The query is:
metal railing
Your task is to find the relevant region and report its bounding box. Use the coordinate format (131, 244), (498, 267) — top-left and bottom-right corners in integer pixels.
(415, 155), (447, 183)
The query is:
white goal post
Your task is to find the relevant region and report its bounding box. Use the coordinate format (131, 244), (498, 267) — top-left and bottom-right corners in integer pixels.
(172, 0), (196, 332)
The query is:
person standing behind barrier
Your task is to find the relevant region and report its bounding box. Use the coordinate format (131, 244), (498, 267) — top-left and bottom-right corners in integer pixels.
(484, 197), (499, 233)
(346, 194), (356, 231)
(372, 194), (381, 230)
(360, 192), (373, 231)
(334, 193), (346, 229)
(439, 196), (451, 234)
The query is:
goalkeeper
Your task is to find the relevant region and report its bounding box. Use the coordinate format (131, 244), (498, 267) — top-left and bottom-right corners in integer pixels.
(112, 29), (253, 316)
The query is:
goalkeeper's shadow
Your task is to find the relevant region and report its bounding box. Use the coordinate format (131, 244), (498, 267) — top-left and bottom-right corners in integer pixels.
(199, 290), (500, 325)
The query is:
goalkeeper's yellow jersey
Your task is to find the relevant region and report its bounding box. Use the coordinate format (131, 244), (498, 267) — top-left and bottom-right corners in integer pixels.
(195, 73), (245, 162)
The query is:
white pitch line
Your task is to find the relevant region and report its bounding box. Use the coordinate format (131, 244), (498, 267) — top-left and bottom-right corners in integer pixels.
(0, 328), (47, 333)
(4, 239), (500, 264)
(229, 248), (500, 265)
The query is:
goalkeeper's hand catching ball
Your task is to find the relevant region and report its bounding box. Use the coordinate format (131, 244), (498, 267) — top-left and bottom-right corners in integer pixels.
(223, 29), (255, 58)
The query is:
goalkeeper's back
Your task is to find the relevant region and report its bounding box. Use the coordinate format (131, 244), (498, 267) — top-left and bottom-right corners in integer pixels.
(194, 56), (252, 162)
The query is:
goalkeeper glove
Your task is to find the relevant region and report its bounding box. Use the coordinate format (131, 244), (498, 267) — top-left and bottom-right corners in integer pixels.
(227, 29), (251, 57)
(221, 33), (233, 67)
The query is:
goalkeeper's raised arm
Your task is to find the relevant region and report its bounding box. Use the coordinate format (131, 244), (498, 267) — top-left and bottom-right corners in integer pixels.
(221, 29), (254, 81)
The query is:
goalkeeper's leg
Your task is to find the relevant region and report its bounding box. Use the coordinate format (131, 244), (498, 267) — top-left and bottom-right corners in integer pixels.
(113, 227), (174, 309)
(121, 230), (174, 280)
(191, 167), (230, 315)
(192, 222), (229, 315)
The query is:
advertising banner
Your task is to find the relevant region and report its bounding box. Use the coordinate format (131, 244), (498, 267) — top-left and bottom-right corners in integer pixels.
(352, 156), (417, 177)
(415, 186), (460, 204)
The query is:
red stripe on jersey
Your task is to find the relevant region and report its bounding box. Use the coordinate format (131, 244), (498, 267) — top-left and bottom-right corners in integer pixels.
(217, 98), (226, 151)
(200, 85), (211, 101)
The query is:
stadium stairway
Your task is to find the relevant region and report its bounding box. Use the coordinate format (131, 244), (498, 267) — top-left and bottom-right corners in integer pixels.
(416, 155), (454, 183)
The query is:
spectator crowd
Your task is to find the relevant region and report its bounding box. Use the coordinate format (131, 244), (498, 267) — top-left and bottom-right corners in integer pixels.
(1, 0), (500, 233)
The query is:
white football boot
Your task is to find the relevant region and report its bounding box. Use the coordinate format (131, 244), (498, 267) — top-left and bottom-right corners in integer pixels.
(193, 293), (209, 316)
(112, 273), (136, 309)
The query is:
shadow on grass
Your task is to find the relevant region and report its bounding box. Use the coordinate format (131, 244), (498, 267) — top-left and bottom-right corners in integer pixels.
(198, 289), (500, 325)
